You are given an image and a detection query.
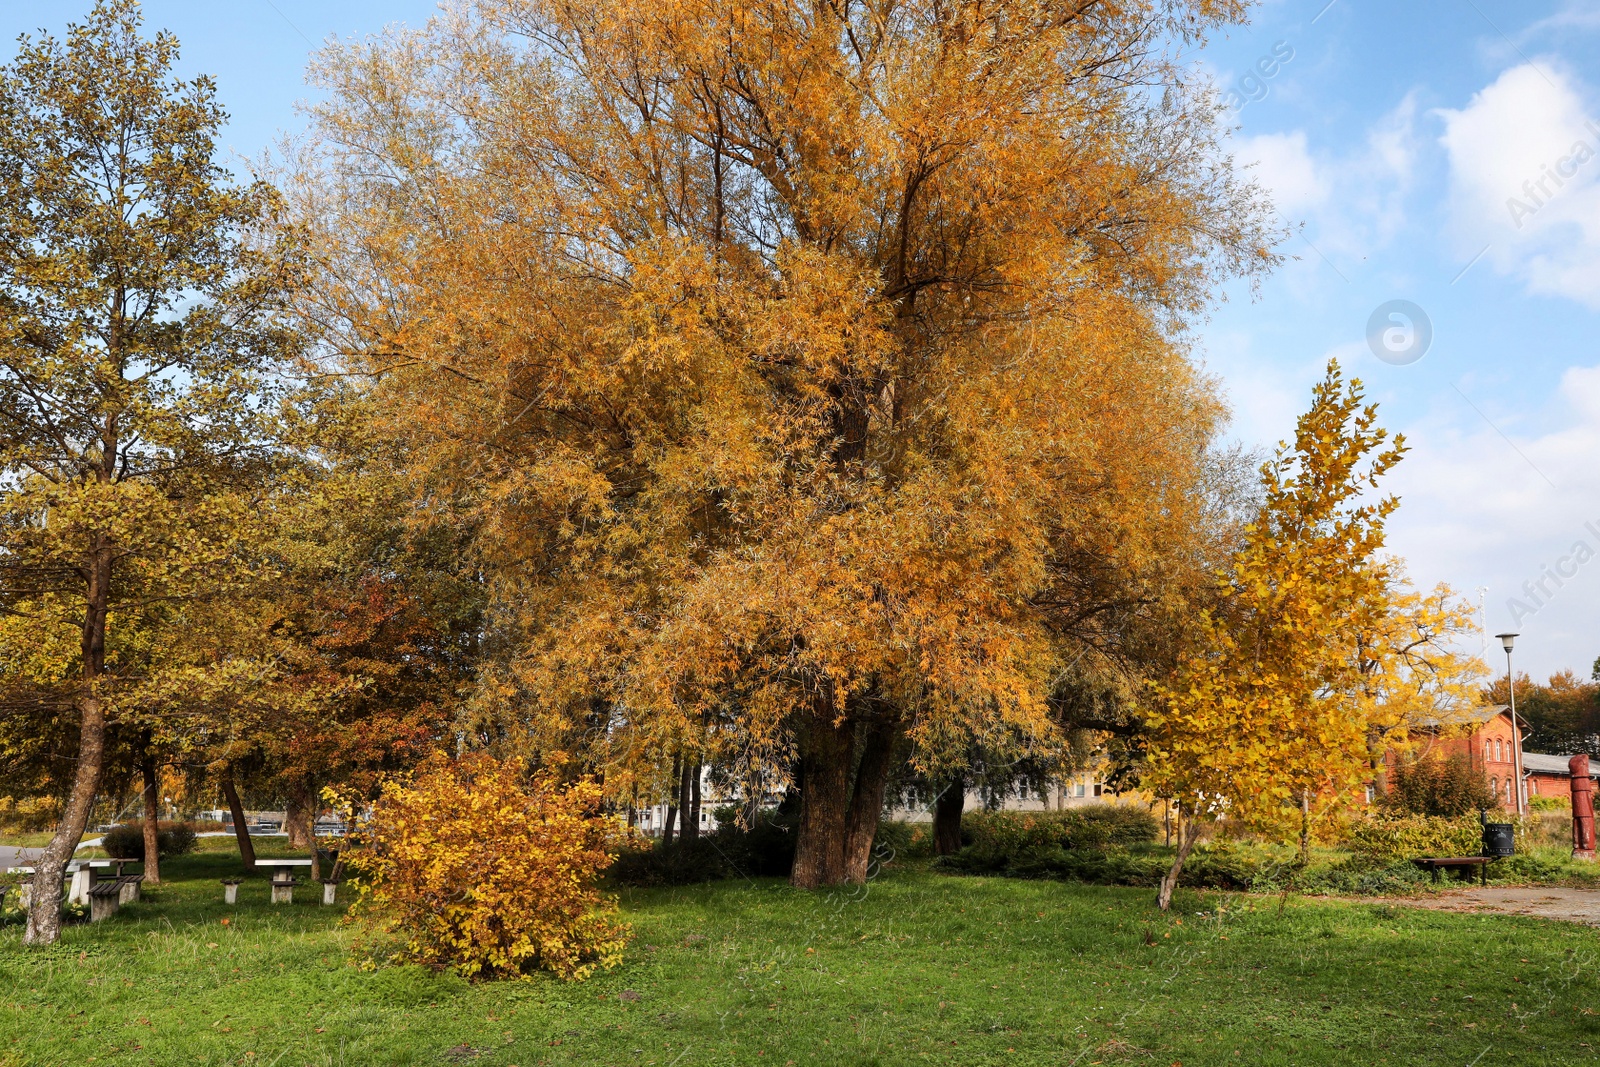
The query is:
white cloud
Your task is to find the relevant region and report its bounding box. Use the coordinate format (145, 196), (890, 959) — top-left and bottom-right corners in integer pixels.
(1438, 62), (1600, 307)
(1386, 363), (1600, 678)
(1235, 130), (1327, 216)
(1230, 95), (1419, 272)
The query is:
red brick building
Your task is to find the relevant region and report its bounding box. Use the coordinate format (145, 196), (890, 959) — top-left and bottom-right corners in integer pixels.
(1394, 704), (1590, 808)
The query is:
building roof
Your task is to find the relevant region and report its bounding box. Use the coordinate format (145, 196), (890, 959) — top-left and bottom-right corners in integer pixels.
(1522, 752), (1596, 776)
(1416, 705), (1509, 730)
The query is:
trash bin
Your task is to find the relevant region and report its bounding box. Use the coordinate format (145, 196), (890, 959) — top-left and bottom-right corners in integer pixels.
(1481, 821), (1515, 857)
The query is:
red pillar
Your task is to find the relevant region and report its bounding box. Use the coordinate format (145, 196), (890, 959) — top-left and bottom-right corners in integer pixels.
(1570, 755), (1595, 861)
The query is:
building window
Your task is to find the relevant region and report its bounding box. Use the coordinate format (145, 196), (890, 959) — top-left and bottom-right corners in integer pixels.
(1505, 778), (1514, 804)
(1485, 741), (1492, 763)
(1075, 782), (1086, 798)
(1490, 776), (1498, 797)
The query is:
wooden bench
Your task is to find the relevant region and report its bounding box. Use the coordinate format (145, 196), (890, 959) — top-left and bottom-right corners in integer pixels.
(1411, 856), (1491, 885)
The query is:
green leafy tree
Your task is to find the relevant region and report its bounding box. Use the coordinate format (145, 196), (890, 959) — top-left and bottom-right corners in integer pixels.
(0, 1), (298, 945)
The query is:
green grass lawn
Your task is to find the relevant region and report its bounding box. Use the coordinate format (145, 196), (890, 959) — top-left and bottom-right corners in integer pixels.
(3, 851), (1600, 1066)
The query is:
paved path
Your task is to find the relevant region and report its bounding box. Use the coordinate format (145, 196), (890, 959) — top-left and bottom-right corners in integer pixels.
(1391, 886), (1600, 926)
(0, 845), (43, 870)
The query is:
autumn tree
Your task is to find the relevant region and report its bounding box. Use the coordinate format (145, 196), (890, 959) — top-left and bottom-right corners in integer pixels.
(1147, 362), (1417, 909)
(298, 0), (1277, 887)
(0, 1), (298, 944)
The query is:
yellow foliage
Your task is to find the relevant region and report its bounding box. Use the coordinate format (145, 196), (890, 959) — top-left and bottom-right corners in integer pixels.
(346, 755), (632, 981)
(1147, 361), (1475, 846)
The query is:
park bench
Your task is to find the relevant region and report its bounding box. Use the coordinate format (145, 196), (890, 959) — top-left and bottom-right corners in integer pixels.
(1410, 856), (1491, 885)
(221, 878), (243, 905)
(88, 881), (122, 923)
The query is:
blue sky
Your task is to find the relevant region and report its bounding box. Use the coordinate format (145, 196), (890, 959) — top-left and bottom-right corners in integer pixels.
(9, 0), (1600, 680)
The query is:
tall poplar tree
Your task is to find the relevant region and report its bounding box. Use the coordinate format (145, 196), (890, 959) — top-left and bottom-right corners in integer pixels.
(0, 1), (297, 944)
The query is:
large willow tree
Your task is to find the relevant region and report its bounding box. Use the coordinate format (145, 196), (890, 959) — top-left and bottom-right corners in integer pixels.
(300, 0), (1277, 886)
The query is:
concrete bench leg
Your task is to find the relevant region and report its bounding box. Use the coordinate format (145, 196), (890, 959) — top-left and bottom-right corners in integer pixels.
(89, 891), (120, 923)
(68, 867), (95, 906)
(118, 879), (140, 905)
(270, 878), (294, 905)
(17, 880), (31, 910)
(222, 881), (240, 904)
(321, 882), (337, 906)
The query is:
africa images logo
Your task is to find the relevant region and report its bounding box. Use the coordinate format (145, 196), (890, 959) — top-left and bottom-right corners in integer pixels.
(1365, 299), (1433, 366)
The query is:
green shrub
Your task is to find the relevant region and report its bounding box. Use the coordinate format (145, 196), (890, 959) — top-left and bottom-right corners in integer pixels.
(956, 805), (1159, 870)
(1529, 794), (1570, 813)
(100, 821), (200, 861)
(1344, 814), (1510, 863)
(611, 809), (799, 886)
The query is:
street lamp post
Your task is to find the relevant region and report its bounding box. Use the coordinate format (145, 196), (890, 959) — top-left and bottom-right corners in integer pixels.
(1496, 632), (1524, 816)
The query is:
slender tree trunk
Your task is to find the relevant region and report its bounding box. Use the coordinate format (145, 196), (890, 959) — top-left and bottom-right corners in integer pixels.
(791, 717), (856, 888)
(220, 771), (256, 871)
(26, 536), (113, 946)
(1157, 805), (1203, 911)
(934, 775), (966, 856)
(687, 759), (703, 842)
(662, 753), (681, 847)
(1298, 790), (1311, 865)
(141, 754), (161, 885)
(843, 721), (900, 882)
(679, 759), (698, 843)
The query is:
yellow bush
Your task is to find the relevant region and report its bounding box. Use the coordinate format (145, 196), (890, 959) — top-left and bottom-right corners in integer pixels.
(348, 755), (631, 981)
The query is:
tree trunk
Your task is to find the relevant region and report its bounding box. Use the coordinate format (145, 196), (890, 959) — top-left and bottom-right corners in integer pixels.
(688, 759), (703, 841)
(1157, 806), (1203, 911)
(141, 754), (161, 885)
(286, 778), (316, 851)
(791, 716), (855, 888)
(221, 771), (256, 871)
(26, 536), (113, 947)
(934, 775), (965, 856)
(679, 759), (698, 843)
(662, 753), (681, 847)
(1297, 790), (1311, 865)
(843, 721), (900, 882)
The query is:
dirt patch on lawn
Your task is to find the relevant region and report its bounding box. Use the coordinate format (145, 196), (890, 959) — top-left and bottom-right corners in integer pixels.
(1378, 886), (1600, 926)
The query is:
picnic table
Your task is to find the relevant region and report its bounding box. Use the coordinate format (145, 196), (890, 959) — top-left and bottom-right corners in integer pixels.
(67, 860), (112, 905)
(260, 858), (314, 904)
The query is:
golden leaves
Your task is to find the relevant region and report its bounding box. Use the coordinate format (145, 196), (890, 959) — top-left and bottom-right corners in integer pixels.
(347, 755), (632, 981)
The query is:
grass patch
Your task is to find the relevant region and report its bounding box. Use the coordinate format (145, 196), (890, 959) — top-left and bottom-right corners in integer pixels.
(2, 849), (1599, 1065)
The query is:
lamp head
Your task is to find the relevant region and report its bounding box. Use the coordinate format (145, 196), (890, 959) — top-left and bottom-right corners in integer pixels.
(1496, 631), (1518, 654)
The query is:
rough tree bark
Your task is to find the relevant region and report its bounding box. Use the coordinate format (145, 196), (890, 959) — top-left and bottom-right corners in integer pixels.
(791, 716), (855, 887)
(1157, 805), (1203, 911)
(25, 535), (112, 946)
(843, 721), (900, 882)
(791, 712), (902, 888)
(220, 771), (256, 871)
(141, 754), (161, 885)
(285, 778), (315, 851)
(933, 774), (966, 856)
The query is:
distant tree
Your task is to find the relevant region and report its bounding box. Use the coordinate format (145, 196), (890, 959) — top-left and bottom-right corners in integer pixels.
(1486, 670), (1600, 756)
(0, 1), (298, 945)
